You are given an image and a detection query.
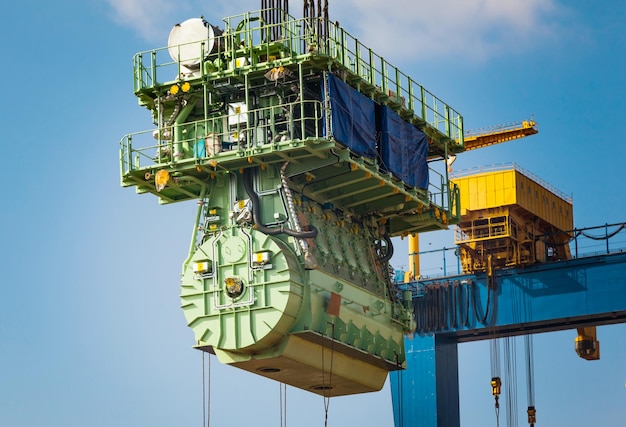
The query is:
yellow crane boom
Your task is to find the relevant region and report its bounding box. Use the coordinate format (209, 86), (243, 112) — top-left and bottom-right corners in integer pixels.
(461, 119), (538, 151)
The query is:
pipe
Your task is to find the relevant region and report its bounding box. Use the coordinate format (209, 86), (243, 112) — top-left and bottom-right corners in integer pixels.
(173, 97), (196, 160)
(280, 163), (301, 234)
(243, 168), (318, 239)
(280, 162), (319, 269)
(408, 233), (419, 280)
(378, 230), (394, 263)
(181, 182), (209, 275)
(154, 93), (179, 148)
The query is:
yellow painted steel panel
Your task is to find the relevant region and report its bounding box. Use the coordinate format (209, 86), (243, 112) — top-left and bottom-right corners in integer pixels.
(454, 169), (518, 214)
(453, 167), (573, 232)
(513, 170), (573, 231)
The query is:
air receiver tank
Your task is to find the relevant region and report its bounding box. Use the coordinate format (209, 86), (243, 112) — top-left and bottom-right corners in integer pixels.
(167, 17), (223, 75)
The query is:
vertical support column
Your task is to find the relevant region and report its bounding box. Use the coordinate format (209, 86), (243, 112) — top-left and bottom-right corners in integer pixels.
(408, 234), (420, 281)
(298, 62), (305, 140)
(391, 335), (460, 427)
(151, 51), (157, 89)
(420, 86), (427, 122)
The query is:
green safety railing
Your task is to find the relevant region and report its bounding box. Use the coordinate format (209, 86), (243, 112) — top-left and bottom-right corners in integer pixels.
(425, 168), (460, 222)
(120, 98), (326, 176)
(119, 96), (458, 218)
(132, 8), (463, 144)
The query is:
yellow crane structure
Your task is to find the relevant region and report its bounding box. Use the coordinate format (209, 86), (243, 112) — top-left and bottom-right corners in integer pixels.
(452, 163), (573, 272)
(407, 118), (539, 281)
(462, 119), (538, 152)
(409, 118), (599, 361)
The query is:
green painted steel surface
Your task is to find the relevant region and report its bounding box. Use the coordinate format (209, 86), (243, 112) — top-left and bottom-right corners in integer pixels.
(182, 226), (304, 352)
(181, 225), (407, 360)
(178, 166), (410, 394)
(180, 166), (409, 347)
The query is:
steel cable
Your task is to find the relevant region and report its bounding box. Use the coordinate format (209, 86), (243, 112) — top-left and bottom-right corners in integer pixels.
(202, 352), (211, 427)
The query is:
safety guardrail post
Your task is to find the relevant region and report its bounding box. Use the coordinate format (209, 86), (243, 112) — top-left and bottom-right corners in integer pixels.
(420, 86), (426, 121)
(150, 51), (157, 89)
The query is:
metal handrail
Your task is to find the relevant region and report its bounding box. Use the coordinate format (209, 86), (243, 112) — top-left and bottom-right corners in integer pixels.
(403, 221), (626, 280)
(131, 8), (462, 141)
(120, 98), (325, 174)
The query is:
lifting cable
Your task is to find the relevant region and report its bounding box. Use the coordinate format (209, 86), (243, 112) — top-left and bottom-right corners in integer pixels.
(202, 352), (211, 427)
(489, 254), (501, 427)
(279, 382), (287, 427)
(504, 336), (519, 427)
(395, 354), (404, 427)
(503, 275), (525, 427)
(524, 334), (536, 427)
(490, 337), (501, 427)
(523, 275), (536, 427)
(321, 322), (335, 427)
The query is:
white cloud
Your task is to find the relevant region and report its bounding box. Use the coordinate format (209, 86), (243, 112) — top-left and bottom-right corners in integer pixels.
(107, 0), (175, 41)
(107, 0), (567, 62)
(329, 0), (565, 63)
(106, 0), (254, 42)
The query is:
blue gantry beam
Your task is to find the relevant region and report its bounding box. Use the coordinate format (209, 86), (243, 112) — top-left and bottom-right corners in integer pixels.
(391, 252), (626, 427)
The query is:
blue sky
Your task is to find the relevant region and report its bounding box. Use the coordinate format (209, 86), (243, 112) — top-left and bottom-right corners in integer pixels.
(0, 1), (624, 426)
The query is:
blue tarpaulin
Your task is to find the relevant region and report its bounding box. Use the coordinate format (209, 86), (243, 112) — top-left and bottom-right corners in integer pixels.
(326, 74), (377, 158)
(378, 105), (429, 189)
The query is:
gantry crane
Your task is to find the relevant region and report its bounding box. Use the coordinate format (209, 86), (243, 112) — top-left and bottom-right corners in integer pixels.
(396, 121), (622, 427)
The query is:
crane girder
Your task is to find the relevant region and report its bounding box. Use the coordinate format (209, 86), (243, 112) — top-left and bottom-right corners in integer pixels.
(460, 120), (538, 151)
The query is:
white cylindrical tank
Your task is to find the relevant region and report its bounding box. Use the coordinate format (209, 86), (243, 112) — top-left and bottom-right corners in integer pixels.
(168, 17), (223, 69)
